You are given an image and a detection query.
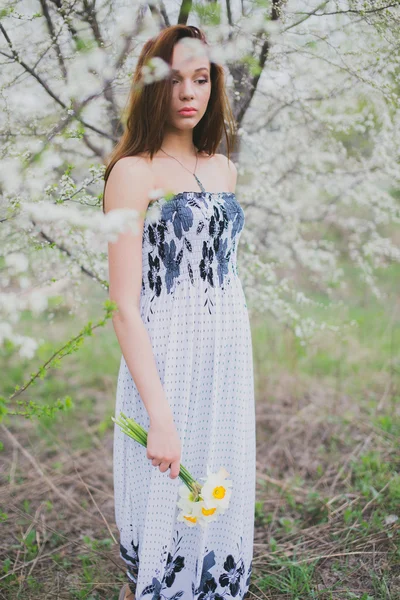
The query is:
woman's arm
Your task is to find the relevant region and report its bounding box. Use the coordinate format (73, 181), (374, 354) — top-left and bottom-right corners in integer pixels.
(106, 156), (182, 479)
(104, 156), (173, 427)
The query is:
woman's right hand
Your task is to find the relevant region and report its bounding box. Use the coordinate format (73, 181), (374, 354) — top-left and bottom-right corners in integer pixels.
(146, 417), (182, 479)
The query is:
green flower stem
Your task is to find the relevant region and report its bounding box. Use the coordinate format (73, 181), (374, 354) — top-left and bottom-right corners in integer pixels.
(111, 413), (201, 497)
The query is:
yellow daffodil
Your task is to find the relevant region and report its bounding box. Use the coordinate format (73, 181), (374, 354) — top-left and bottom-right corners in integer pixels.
(200, 466), (233, 512)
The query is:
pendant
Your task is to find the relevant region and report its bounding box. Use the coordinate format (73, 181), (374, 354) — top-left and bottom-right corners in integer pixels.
(194, 173), (206, 193)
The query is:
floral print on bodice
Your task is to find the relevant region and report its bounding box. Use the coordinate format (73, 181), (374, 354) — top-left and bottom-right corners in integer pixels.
(141, 191), (245, 318)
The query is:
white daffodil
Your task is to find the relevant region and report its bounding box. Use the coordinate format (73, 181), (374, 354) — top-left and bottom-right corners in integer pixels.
(200, 466), (233, 512)
(198, 502), (219, 524)
(177, 500), (219, 528)
(177, 495), (197, 513)
(177, 491), (204, 527)
(177, 481), (220, 527)
(177, 483), (202, 511)
(177, 510), (199, 527)
(178, 482), (199, 503)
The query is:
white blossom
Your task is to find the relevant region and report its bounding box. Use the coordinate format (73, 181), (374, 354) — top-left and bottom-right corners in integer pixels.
(0, 0), (398, 361)
(5, 253), (29, 274)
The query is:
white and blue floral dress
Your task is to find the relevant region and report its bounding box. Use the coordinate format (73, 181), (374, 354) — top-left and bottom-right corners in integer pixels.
(113, 190), (256, 599)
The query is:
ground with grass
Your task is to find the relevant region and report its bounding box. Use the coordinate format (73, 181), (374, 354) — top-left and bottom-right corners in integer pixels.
(1, 260), (399, 599)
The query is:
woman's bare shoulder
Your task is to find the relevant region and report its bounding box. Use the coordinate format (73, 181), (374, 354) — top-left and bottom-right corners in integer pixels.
(104, 156), (155, 212)
(213, 152), (236, 166)
(213, 153), (237, 188)
(115, 153), (151, 166)
(109, 155), (154, 181)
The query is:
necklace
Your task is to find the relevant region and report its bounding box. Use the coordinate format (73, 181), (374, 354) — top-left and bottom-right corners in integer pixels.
(160, 146), (206, 193)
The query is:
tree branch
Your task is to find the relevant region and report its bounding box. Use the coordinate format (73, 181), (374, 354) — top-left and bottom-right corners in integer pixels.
(0, 24), (114, 141)
(39, 0), (67, 79)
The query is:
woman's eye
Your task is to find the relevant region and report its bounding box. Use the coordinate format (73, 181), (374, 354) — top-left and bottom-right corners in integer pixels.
(172, 79), (209, 85)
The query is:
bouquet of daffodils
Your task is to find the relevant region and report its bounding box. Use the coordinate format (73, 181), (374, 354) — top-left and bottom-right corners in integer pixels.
(112, 412), (233, 528)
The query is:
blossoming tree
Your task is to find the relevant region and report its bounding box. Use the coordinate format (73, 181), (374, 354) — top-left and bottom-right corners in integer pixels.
(0, 0), (399, 421)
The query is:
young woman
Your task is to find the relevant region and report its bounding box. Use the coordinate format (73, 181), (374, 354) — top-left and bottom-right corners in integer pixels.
(103, 24), (256, 600)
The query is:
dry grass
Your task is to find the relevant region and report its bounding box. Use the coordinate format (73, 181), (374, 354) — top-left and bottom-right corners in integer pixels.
(1, 370), (398, 599)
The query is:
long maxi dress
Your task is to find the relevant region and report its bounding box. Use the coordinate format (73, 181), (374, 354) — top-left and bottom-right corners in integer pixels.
(113, 180), (256, 600)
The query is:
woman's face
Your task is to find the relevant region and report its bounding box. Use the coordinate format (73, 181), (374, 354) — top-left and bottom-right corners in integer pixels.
(167, 39), (212, 131)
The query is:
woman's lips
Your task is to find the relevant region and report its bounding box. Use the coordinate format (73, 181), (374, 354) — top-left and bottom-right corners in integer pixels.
(178, 109), (197, 115)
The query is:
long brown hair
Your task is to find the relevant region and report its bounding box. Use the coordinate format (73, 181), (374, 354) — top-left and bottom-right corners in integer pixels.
(102, 24), (237, 213)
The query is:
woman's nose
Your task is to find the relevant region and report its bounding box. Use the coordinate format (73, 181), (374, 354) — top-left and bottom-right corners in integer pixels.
(180, 80), (195, 98)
